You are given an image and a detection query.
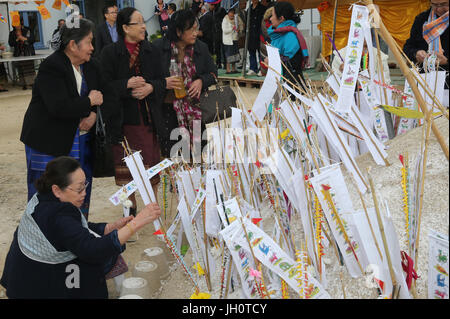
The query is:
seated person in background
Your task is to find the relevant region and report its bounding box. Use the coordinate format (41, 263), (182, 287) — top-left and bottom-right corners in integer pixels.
(332, 41), (391, 85)
(403, 0), (448, 88)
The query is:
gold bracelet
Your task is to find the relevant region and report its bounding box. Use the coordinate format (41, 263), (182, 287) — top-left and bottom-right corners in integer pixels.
(126, 222), (134, 234)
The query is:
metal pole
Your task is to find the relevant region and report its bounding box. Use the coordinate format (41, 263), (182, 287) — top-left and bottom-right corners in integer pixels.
(241, 0), (251, 78)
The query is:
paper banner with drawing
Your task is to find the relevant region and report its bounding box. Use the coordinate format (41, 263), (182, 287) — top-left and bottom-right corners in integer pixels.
(309, 164), (363, 278)
(219, 221), (259, 298)
(428, 230), (449, 299)
(123, 152), (160, 231)
(109, 158), (174, 206)
(335, 5), (369, 113)
(230, 218), (330, 299)
(358, 70), (390, 144)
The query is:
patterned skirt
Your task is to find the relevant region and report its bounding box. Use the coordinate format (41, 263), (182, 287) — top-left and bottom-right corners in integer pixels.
(112, 122), (161, 187)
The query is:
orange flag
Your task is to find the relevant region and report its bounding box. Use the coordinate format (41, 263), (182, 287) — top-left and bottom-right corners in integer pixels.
(10, 11), (20, 27)
(62, 0), (71, 7)
(37, 5), (51, 20)
(52, 0), (62, 10)
(35, 1), (46, 5)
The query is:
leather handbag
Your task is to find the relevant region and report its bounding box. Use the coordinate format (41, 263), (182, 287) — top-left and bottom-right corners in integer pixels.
(91, 107), (115, 178)
(198, 85), (237, 124)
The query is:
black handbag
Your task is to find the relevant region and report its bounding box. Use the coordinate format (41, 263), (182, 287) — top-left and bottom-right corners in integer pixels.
(198, 85), (237, 124)
(91, 106), (115, 178)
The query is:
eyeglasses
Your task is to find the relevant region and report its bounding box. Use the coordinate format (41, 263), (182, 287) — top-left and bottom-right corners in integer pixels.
(127, 21), (145, 26)
(67, 181), (89, 194)
(431, 2), (449, 8)
(108, 11), (118, 15)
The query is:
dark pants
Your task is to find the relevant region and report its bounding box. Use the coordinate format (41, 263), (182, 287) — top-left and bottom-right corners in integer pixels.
(248, 48), (261, 73)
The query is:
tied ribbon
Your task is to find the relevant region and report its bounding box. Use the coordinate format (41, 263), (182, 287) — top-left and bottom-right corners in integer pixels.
(401, 251), (419, 289)
(153, 229), (164, 236)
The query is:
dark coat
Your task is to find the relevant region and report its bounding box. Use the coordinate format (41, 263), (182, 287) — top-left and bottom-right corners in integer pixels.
(8, 26), (35, 57)
(94, 22), (115, 57)
(403, 9), (449, 67)
(152, 37), (218, 156)
(20, 51), (104, 157)
(0, 192), (124, 299)
(247, 4), (265, 50)
(100, 38), (167, 149)
(403, 8), (449, 88)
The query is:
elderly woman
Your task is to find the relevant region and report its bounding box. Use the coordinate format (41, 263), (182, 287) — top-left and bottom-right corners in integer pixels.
(20, 18), (105, 219)
(222, 8), (244, 74)
(153, 9), (217, 157)
(0, 156), (161, 298)
(101, 8), (166, 216)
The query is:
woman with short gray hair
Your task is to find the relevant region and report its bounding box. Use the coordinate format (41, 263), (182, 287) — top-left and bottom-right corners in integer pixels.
(20, 18), (106, 219)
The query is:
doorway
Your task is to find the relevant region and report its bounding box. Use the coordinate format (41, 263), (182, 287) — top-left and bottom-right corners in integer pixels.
(19, 11), (45, 50)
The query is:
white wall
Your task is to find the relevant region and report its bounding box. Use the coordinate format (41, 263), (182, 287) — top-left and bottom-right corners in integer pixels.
(4, 2), (66, 50)
(135, 0), (183, 37)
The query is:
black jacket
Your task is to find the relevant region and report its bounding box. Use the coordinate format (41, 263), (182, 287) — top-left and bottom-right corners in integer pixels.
(20, 51), (104, 157)
(247, 4), (265, 50)
(9, 26), (35, 57)
(100, 38), (167, 147)
(0, 192), (123, 299)
(403, 9), (449, 74)
(152, 38), (218, 156)
(94, 22), (115, 57)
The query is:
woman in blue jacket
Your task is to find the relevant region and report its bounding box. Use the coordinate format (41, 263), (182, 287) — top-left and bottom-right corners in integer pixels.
(267, 2), (308, 89)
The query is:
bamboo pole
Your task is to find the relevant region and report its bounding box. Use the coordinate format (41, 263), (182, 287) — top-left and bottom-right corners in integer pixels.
(363, 0), (448, 161)
(367, 168), (399, 299)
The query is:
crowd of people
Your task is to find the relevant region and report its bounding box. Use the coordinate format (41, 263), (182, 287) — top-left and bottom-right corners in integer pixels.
(0, 0), (447, 299)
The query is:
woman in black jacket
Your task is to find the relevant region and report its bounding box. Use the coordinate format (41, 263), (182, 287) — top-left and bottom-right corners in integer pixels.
(20, 18), (104, 219)
(101, 7), (167, 216)
(0, 156), (161, 299)
(152, 9), (217, 161)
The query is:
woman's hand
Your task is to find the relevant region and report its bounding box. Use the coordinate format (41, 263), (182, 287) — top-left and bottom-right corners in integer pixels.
(188, 78), (203, 99)
(105, 216), (134, 235)
(133, 203), (161, 230)
(165, 76), (183, 90)
(415, 50), (428, 63)
(79, 112), (96, 131)
(88, 90), (103, 106)
(131, 83), (154, 100)
(127, 76), (146, 89)
(436, 52), (448, 66)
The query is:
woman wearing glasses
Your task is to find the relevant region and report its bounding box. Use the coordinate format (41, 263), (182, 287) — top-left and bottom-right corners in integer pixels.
(1, 156), (161, 298)
(20, 18), (106, 219)
(101, 8), (167, 216)
(152, 9), (217, 155)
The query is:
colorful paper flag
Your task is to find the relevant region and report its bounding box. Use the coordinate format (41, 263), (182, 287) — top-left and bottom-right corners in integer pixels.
(37, 5), (51, 20)
(0, 13), (7, 24)
(52, 0), (62, 10)
(10, 11), (21, 27)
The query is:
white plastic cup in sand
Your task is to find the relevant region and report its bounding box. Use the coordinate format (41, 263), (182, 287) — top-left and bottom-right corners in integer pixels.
(120, 277), (150, 299)
(119, 294), (143, 299)
(143, 247), (170, 280)
(132, 260), (161, 294)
